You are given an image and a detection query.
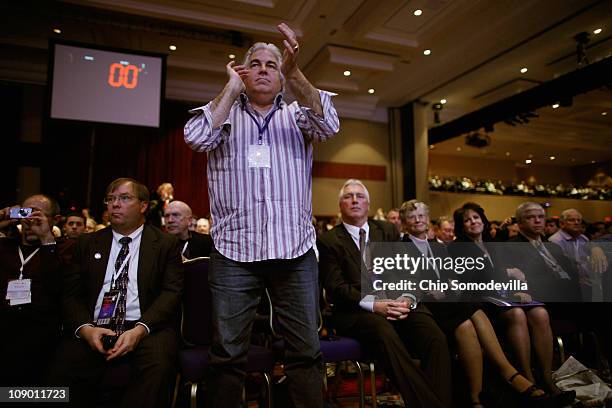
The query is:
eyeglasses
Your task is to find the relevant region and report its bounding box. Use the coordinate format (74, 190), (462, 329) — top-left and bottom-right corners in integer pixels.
(103, 194), (136, 205)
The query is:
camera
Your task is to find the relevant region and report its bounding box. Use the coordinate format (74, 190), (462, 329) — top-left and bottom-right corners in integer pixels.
(102, 335), (118, 350)
(9, 207), (33, 219)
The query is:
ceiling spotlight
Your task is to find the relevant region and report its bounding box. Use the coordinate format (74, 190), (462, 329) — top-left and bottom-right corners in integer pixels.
(591, 160), (596, 164)
(505, 152), (511, 156)
(414, 9), (423, 16)
(525, 159), (532, 164)
(368, 88), (375, 94)
(343, 70), (351, 76)
(429, 144), (435, 149)
(456, 147), (462, 152)
(423, 49), (431, 56)
(169, 45), (177, 51)
(520, 67), (528, 73)
(228, 53), (236, 59)
(440, 99), (447, 104)
(549, 156), (556, 160)
(602, 112), (608, 116)
(552, 103), (560, 109)
(593, 28), (602, 35)
(53, 28), (62, 34)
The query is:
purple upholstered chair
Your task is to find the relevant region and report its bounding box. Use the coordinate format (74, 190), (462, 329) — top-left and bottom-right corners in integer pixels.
(178, 257), (276, 408)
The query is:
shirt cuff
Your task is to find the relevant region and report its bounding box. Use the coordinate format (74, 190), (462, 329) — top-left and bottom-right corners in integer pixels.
(75, 323), (94, 339)
(136, 322), (150, 334)
(359, 294), (375, 312)
(399, 293), (418, 309)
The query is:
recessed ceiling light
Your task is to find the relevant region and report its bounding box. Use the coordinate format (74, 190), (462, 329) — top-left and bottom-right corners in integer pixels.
(549, 156), (556, 160)
(440, 99), (447, 104)
(525, 159), (532, 164)
(429, 144), (435, 149)
(505, 152), (511, 156)
(343, 70), (351, 76)
(593, 28), (602, 35)
(552, 103), (560, 109)
(591, 160), (596, 164)
(414, 9), (423, 16)
(228, 54), (236, 59)
(423, 49), (431, 56)
(602, 112), (608, 116)
(53, 28), (61, 34)
(520, 67), (528, 74)
(169, 45), (177, 51)
(368, 88), (375, 94)
(456, 147), (462, 152)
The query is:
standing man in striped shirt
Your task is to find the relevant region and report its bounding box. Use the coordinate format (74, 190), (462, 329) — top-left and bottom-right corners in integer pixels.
(184, 23), (339, 407)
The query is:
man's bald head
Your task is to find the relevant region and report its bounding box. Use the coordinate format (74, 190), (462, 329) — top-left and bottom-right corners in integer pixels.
(21, 194), (60, 244)
(164, 200), (192, 239)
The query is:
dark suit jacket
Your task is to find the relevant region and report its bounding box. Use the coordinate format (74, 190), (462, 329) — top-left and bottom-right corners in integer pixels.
(318, 220), (397, 312)
(502, 233), (580, 302)
(63, 225), (183, 335)
(318, 220), (432, 324)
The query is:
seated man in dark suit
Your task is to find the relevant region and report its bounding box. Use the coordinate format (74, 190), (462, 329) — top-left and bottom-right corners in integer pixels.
(0, 195), (72, 385)
(47, 178), (183, 407)
(503, 202), (580, 302)
(318, 179), (452, 408)
(164, 200), (213, 260)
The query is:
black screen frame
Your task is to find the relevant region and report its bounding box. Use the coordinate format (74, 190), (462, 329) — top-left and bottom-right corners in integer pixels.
(46, 39), (167, 129)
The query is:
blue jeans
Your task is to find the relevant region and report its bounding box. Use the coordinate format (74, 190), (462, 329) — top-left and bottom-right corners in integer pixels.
(207, 248), (323, 408)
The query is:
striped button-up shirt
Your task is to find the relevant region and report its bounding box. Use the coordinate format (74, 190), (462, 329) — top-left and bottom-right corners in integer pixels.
(184, 90), (339, 262)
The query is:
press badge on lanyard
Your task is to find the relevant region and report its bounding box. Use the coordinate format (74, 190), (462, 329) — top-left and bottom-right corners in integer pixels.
(6, 247), (38, 306)
(248, 145), (271, 168)
(95, 253), (130, 325)
(246, 106), (276, 168)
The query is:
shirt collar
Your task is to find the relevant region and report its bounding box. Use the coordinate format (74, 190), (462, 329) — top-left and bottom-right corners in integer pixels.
(557, 229), (587, 242)
(409, 234), (428, 244)
(239, 92), (284, 110)
(112, 224), (144, 244)
(343, 221), (369, 242)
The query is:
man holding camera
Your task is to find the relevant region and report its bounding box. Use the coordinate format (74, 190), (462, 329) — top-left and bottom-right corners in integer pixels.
(47, 178), (183, 407)
(0, 194), (67, 385)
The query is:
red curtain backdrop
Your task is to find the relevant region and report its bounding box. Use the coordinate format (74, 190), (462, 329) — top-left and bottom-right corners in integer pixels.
(43, 101), (210, 220)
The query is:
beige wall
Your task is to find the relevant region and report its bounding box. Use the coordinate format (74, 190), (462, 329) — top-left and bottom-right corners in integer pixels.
(313, 118), (393, 216)
(429, 154), (575, 184)
(429, 191), (612, 222)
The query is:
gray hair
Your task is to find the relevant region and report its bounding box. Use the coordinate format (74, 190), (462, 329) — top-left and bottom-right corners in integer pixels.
(243, 42), (285, 90)
(338, 179), (370, 203)
(559, 208), (581, 222)
(435, 215), (454, 227)
(515, 202), (544, 222)
(399, 199), (429, 222)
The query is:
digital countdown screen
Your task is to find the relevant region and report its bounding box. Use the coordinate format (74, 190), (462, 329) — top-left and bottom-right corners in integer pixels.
(49, 42), (165, 127)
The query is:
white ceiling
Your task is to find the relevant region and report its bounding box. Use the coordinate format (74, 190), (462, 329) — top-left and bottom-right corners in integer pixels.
(1, 0), (611, 165)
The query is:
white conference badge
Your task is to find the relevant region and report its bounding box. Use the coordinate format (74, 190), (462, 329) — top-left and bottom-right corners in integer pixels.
(248, 144), (271, 168)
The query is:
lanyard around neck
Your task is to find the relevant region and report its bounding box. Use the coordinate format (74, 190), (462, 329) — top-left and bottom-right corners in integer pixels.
(18, 246), (40, 280)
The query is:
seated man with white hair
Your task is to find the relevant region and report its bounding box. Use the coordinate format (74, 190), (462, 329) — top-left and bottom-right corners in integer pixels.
(164, 201), (213, 260)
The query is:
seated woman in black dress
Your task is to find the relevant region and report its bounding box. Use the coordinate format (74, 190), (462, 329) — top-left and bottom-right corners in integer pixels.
(399, 200), (571, 407)
(449, 202), (573, 401)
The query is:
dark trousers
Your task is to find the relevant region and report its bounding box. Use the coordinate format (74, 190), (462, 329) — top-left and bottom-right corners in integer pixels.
(45, 327), (178, 408)
(335, 308), (452, 408)
(207, 248), (323, 408)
